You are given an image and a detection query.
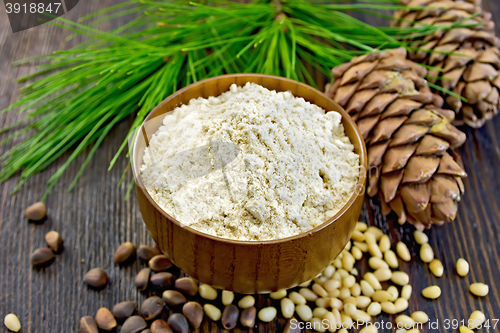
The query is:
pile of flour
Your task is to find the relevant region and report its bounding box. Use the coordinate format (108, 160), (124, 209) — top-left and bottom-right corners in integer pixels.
(141, 83), (360, 241)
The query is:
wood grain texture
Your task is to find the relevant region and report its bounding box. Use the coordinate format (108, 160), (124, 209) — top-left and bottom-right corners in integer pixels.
(0, 1), (499, 332)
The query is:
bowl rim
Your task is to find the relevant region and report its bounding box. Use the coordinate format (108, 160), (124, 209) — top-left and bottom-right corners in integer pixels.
(132, 73), (367, 245)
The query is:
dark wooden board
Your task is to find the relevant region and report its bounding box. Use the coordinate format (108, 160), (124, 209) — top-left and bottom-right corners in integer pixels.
(0, 1), (499, 332)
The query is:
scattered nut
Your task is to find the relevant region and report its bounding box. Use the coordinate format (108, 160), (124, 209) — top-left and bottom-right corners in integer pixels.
(112, 301), (136, 321)
(150, 319), (172, 333)
(95, 307), (117, 331)
(114, 242), (136, 265)
(134, 268), (151, 291)
(182, 302), (203, 329)
(45, 231), (64, 252)
(150, 272), (174, 290)
(295, 304), (313, 321)
(25, 202), (46, 221)
(469, 310), (485, 329)
(4, 313), (21, 332)
(221, 304), (239, 329)
(83, 268), (109, 288)
(258, 306), (277, 323)
(168, 313), (189, 333)
(222, 290), (234, 306)
(419, 243), (434, 263)
(30, 247), (54, 267)
(421, 286), (441, 299)
(396, 242), (411, 262)
(456, 258), (469, 277)
(121, 316), (147, 333)
(175, 277), (198, 296)
(429, 259), (444, 277)
(162, 290), (187, 307)
(469, 283), (489, 297)
(203, 304), (221, 321)
(413, 230), (428, 245)
(237, 295), (255, 309)
(240, 307), (256, 328)
(140, 296), (165, 320)
(137, 245), (161, 261)
(270, 289), (287, 300)
(411, 311), (429, 324)
(199, 284), (217, 300)
(149, 255), (173, 272)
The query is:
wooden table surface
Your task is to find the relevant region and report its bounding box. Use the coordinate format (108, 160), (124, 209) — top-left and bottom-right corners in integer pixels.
(0, 1), (499, 332)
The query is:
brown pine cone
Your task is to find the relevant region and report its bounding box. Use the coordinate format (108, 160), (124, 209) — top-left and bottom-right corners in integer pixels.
(325, 48), (467, 230)
(393, 0), (500, 128)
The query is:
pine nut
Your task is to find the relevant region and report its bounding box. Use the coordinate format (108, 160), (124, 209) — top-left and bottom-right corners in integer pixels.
(310, 317), (327, 332)
(342, 252), (355, 271)
(356, 222), (368, 231)
(364, 232), (376, 244)
(368, 242), (383, 259)
(315, 275), (328, 284)
(343, 275), (356, 288)
(344, 303), (357, 317)
(373, 268), (392, 282)
(381, 301), (397, 314)
(344, 296), (357, 305)
(372, 290), (392, 303)
(367, 302), (382, 316)
(299, 287), (319, 302)
(351, 268), (358, 276)
(459, 325), (474, 333)
(456, 258), (469, 277)
(345, 241), (352, 251)
(281, 298), (295, 319)
(360, 280), (375, 297)
(391, 271), (409, 286)
(401, 285), (412, 300)
(394, 298), (409, 312)
(352, 230), (365, 242)
(411, 311), (429, 323)
(356, 296), (371, 309)
(387, 286), (399, 302)
(396, 314), (415, 328)
(359, 326), (378, 333)
(340, 313), (353, 328)
(312, 307), (328, 319)
(369, 257), (389, 270)
(289, 292), (306, 305)
(395, 329), (407, 333)
(354, 241), (368, 252)
(222, 290), (234, 305)
(199, 284), (218, 300)
(323, 312), (337, 333)
(324, 279), (341, 292)
(337, 269), (349, 279)
(364, 273), (382, 290)
(299, 280), (312, 288)
(352, 246), (363, 260)
(339, 287), (351, 300)
(338, 329), (348, 333)
(421, 286), (441, 299)
(469, 283), (489, 297)
(406, 329), (421, 333)
(313, 284), (329, 298)
(4, 314), (21, 332)
(379, 235), (391, 253)
(429, 259), (444, 277)
(469, 310), (485, 329)
(332, 309), (341, 324)
(350, 283), (361, 297)
(384, 250), (399, 269)
(329, 297), (343, 310)
(413, 230), (428, 245)
(296, 304), (313, 321)
(396, 242), (411, 262)
(204, 304), (221, 321)
(258, 307), (277, 323)
(316, 298), (331, 309)
(367, 226), (384, 240)
(419, 243), (434, 263)
(323, 265), (335, 279)
(238, 295), (255, 309)
(353, 309), (371, 323)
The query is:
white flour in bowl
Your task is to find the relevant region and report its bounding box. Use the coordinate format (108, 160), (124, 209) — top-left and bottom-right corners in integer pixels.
(141, 83), (360, 241)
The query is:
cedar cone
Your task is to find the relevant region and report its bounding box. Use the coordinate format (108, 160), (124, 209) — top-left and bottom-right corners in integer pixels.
(393, 0), (500, 128)
(325, 48), (467, 230)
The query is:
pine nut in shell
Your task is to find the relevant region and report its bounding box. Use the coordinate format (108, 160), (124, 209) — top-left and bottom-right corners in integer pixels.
(396, 242), (411, 262)
(137, 245), (161, 261)
(258, 307), (277, 322)
(182, 302), (203, 329)
(121, 316), (147, 333)
(175, 277), (198, 297)
(113, 242), (136, 265)
(79, 316), (98, 333)
(419, 243), (434, 263)
(168, 313), (189, 333)
(30, 247), (55, 267)
(148, 255), (173, 271)
(391, 271), (409, 286)
(421, 286), (441, 299)
(411, 311), (429, 323)
(45, 230), (63, 252)
(240, 307), (256, 328)
(469, 310), (485, 329)
(140, 296), (166, 320)
(295, 304), (313, 321)
(162, 290), (187, 307)
(134, 268), (151, 291)
(456, 258), (469, 277)
(281, 298), (295, 319)
(469, 283), (489, 297)
(429, 259), (444, 277)
(199, 284), (217, 300)
(384, 250), (399, 269)
(83, 268), (109, 288)
(4, 313), (21, 332)
(95, 307), (117, 331)
(151, 272), (174, 290)
(112, 301), (136, 321)
(150, 319), (171, 333)
(204, 304), (221, 321)
(25, 202), (46, 221)
(221, 305), (239, 329)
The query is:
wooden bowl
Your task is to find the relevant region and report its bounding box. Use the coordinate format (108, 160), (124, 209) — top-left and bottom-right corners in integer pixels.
(132, 74), (367, 294)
